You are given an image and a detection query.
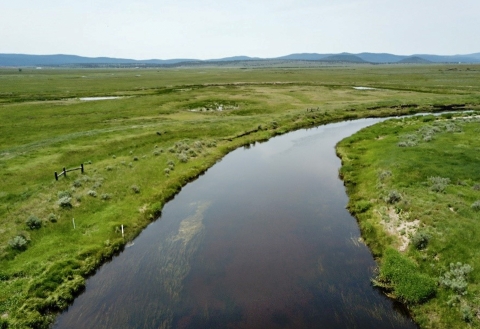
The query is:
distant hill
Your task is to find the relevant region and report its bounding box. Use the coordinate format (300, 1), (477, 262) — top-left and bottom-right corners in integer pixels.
(1, 52), (479, 67)
(398, 56), (432, 64)
(0, 54), (195, 67)
(275, 53), (331, 61)
(355, 52), (406, 63)
(321, 53), (367, 63)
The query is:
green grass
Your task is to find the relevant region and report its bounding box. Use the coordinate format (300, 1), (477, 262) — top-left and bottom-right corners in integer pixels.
(1, 64), (480, 328)
(337, 112), (480, 328)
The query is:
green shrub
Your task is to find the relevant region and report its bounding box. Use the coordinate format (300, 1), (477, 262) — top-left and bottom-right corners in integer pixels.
(87, 190), (97, 197)
(385, 190), (402, 204)
(101, 193), (111, 201)
(411, 230), (431, 250)
(26, 215), (42, 230)
(133, 156), (139, 161)
(48, 213), (57, 222)
(352, 200), (372, 214)
(428, 176), (450, 193)
(58, 196), (72, 208)
(0, 318), (9, 329)
(131, 185), (140, 194)
(164, 168), (170, 175)
(439, 262), (473, 295)
(72, 179), (82, 188)
(471, 200), (480, 211)
(57, 190), (71, 199)
(9, 235), (28, 251)
(461, 305), (474, 322)
(105, 166), (113, 171)
(378, 170), (392, 181)
(377, 248), (436, 303)
(178, 153), (188, 163)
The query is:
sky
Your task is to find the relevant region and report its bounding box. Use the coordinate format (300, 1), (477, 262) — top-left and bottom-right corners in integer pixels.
(1, 0), (479, 60)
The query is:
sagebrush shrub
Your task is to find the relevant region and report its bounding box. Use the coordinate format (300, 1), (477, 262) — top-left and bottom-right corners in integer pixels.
(101, 193), (111, 200)
(48, 213), (57, 222)
(57, 190), (71, 199)
(471, 200), (480, 211)
(87, 190), (97, 197)
(439, 262), (473, 295)
(131, 185), (140, 194)
(58, 196), (72, 208)
(26, 215), (42, 230)
(412, 230), (431, 250)
(386, 190), (402, 204)
(9, 235), (28, 251)
(428, 176), (450, 193)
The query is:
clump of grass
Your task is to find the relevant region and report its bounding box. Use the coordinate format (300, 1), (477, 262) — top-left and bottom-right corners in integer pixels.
(378, 170), (392, 181)
(131, 185), (140, 194)
(72, 179), (82, 188)
(206, 140), (217, 147)
(164, 168), (170, 175)
(133, 156), (139, 161)
(428, 176), (450, 193)
(385, 190), (402, 204)
(87, 190), (97, 197)
(112, 155), (116, 159)
(375, 248), (436, 303)
(57, 190), (71, 199)
(105, 166), (113, 171)
(471, 200), (480, 211)
(26, 215), (42, 230)
(439, 262), (473, 295)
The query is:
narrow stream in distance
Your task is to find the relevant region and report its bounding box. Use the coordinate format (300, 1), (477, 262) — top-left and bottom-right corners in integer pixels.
(54, 118), (418, 329)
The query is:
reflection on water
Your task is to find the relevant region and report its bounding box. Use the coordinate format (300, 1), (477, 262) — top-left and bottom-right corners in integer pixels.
(54, 119), (417, 329)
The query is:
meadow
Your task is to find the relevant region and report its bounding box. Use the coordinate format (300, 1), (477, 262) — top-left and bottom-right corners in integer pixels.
(337, 112), (480, 328)
(1, 64), (480, 328)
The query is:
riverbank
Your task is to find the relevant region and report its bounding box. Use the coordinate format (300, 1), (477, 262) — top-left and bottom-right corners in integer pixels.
(337, 112), (480, 328)
(1, 65), (480, 328)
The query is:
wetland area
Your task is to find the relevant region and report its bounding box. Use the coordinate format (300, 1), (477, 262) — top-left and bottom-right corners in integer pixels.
(0, 65), (479, 328)
(53, 119), (416, 329)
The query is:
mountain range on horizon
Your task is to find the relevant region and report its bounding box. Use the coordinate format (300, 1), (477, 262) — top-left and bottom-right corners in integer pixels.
(1, 52), (480, 67)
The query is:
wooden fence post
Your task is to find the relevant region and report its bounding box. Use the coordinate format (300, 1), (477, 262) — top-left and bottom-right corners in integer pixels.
(81, 163), (84, 173)
(55, 172), (58, 181)
(63, 167), (67, 177)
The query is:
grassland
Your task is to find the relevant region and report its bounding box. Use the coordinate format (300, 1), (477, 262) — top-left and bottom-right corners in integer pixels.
(1, 64), (480, 328)
(337, 112), (480, 328)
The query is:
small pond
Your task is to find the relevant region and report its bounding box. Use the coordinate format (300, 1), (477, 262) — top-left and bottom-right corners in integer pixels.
(53, 118), (418, 329)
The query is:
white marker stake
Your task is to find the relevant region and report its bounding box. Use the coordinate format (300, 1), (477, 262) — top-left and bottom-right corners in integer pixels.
(121, 225), (124, 238)
(73, 218), (76, 229)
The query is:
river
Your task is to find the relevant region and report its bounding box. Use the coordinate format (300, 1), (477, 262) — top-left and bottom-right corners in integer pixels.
(53, 118), (418, 329)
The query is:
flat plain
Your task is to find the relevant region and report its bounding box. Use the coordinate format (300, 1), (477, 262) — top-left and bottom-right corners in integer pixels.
(1, 64), (480, 328)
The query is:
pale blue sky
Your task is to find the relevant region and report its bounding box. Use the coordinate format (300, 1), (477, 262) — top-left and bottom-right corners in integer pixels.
(1, 0), (478, 59)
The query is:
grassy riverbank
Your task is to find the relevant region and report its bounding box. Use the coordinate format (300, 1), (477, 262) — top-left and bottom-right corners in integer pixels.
(337, 112), (480, 328)
(1, 65), (480, 328)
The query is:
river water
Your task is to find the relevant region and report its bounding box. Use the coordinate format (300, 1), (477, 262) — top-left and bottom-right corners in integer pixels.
(53, 118), (418, 329)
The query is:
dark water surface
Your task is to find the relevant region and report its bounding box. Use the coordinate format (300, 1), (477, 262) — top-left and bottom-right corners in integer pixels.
(54, 119), (417, 329)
